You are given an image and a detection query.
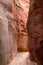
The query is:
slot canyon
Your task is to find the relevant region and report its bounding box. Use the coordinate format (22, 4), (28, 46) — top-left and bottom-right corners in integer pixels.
(0, 0), (43, 65)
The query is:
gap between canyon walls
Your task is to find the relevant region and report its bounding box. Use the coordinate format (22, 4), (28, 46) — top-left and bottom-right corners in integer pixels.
(12, 0), (30, 52)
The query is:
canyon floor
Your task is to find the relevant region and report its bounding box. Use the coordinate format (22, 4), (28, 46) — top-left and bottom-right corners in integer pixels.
(9, 52), (37, 65)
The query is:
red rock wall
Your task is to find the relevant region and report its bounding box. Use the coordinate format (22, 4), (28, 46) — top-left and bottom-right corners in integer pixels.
(27, 0), (43, 65)
(13, 0), (30, 51)
(0, 0), (30, 65)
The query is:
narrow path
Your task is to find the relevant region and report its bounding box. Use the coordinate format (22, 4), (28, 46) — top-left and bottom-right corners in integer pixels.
(8, 52), (37, 65)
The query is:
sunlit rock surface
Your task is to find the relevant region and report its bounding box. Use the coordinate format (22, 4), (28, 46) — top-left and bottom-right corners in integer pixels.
(9, 52), (37, 65)
(13, 0), (30, 51)
(0, 0), (30, 65)
(0, 0), (17, 65)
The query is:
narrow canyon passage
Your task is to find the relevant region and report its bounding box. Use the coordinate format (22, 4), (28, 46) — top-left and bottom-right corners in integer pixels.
(0, 0), (43, 65)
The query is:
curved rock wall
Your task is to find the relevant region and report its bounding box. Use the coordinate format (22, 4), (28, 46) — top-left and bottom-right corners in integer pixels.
(0, 0), (17, 65)
(27, 0), (43, 65)
(13, 0), (30, 51)
(0, 0), (30, 65)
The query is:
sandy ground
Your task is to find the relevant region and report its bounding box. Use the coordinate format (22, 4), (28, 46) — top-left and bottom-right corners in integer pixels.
(8, 52), (37, 65)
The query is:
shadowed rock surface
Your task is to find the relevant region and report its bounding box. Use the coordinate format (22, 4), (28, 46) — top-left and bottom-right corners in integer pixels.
(27, 0), (43, 65)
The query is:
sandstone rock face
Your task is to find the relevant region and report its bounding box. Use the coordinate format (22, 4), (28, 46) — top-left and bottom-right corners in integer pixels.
(0, 0), (17, 65)
(13, 0), (30, 51)
(27, 0), (43, 65)
(0, 0), (30, 65)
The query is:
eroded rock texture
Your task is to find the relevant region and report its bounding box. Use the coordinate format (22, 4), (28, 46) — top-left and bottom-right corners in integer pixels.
(0, 0), (17, 65)
(0, 0), (30, 65)
(12, 0), (30, 51)
(27, 0), (43, 65)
